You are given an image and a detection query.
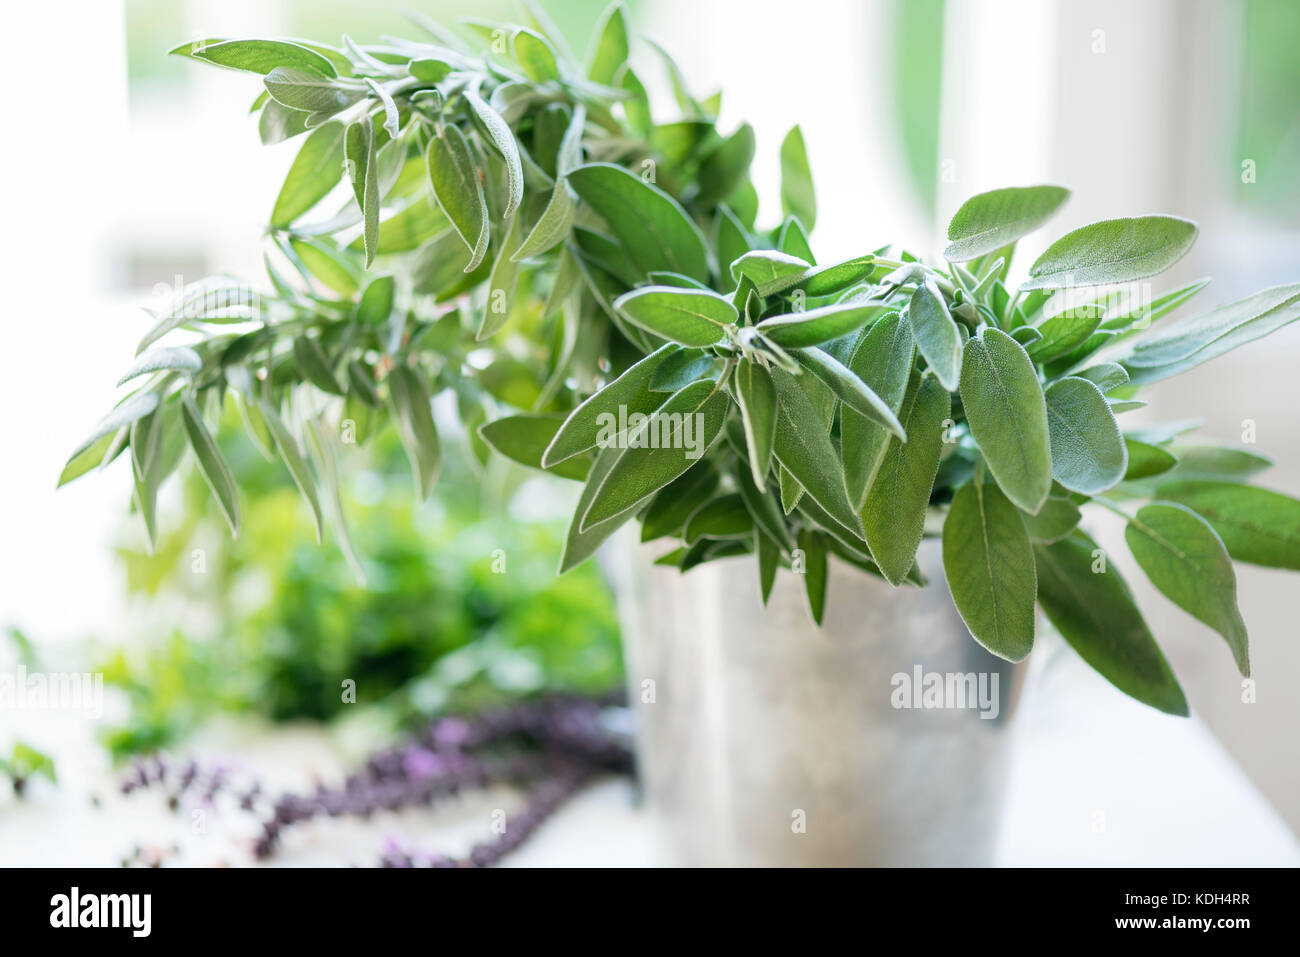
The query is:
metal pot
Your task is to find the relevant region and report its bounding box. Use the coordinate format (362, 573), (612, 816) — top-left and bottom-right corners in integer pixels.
(610, 534), (1025, 866)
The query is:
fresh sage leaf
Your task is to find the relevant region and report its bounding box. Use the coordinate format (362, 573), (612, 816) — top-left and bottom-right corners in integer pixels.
(1125, 502), (1249, 675)
(842, 313), (914, 508)
(465, 89), (523, 219)
(756, 301), (889, 349)
(292, 337), (344, 395)
(778, 125), (815, 231)
(1124, 438), (1178, 480)
(581, 379), (729, 528)
(797, 528), (828, 624)
(697, 123), (757, 208)
(264, 67), (359, 114)
(1035, 531), (1188, 715)
(769, 366), (861, 534)
(756, 528), (779, 605)
(116, 346), (202, 386)
(567, 163), (711, 283)
(258, 399), (324, 544)
(512, 28), (561, 83)
(1025, 305), (1104, 363)
(734, 358), (777, 490)
(1023, 216), (1199, 290)
(794, 256), (874, 298)
(178, 38), (338, 77)
(271, 122), (346, 227)
(180, 394), (240, 537)
(543, 344), (676, 466)
(1043, 376), (1127, 494)
(730, 249), (811, 297)
(1160, 445), (1273, 484)
(905, 279), (962, 391)
(959, 328), (1052, 513)
(794, 347), (905, 439)
(344, 118), (379, 266)
(613, 285), (735, 346)
(1021, 495), (1081, 544)
(944, 184), (1070, 262)
(1155, 480), (1300, 571)
(426, 123), (489, 271)
(587, 3), (629, 85)
(1122, 283), (1300, 384)
(943, 479), (1036, 660)
(479, 413), (590, 481)
(560, 445), (638, 572)
(386, 365), (441, 500)
(356, 275), (396, 325)
(684, 494), (752, 543)
(649, 349), (716, 392)
(864, 375), (949, 585)
(639, 462), (719, 542)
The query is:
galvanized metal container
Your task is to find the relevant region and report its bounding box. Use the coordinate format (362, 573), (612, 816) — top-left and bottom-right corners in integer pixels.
(610, 535), (1025, 866)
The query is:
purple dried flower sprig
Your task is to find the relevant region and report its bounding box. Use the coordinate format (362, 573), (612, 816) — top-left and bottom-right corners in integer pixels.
(118, 693), (631, 867)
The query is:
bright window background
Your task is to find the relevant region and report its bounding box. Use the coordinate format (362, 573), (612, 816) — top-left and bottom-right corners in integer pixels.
(3, 0), (1298, 832)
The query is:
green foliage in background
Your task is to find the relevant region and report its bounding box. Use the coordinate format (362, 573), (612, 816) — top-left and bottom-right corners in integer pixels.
(65, 4), (1300, 719)
(98, 418), (621, 759)
(0, 742), (56, 796)
(1236, 0), (1300, 219)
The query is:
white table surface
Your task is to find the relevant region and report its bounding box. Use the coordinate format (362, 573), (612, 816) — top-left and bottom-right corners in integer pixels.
(2, 644), (1296, 867)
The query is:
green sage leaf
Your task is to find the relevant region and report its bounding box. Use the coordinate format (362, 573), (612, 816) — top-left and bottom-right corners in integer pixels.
(587, 3), (629, 85)
(567, 163), (711, 283)
(264, 67), (359, 114)
(1124, 438), (1178, 480)
(344, 118), (379, 266)
(797, 528), (828, 624)
(1035, 531), (1188, 716)
(1043, 376), (1127, 494)
(116, 346), (202, 386)
(770, 366), (861, 534)
(779, 125), (815, 230)
(905, 279), (962, 391)
(178, 38), (338, 77)
(842, 313), (915, 508)
(479, 413), (590, 481)
(862, 374), (948, 585)
(1122, 283), (1300, 383)
(258, 399), (324, 544)
(944, 184), (1070, 262)
(1125, 502), (1249, 675)
(756, 301), (889, 349)
(543, 344), (676, 466)
(613, 286), (735, 346)
(180, 394), (240, 537)
(959, 328), (1052, 513)
(465, 89), (523, 219)
(1155, 480), (1300, 572)
(271, 122), (346, 227)
(581, 380), (729, 528)
(730, 249), (811, 296)
(794, 347), (904, 439)
(386, 365), (441, 500)
(426, 124), (489, 271)
(1023, 216), (1198, 290)
(734, 358), (777, 490)
(942, 479), (1036, 661)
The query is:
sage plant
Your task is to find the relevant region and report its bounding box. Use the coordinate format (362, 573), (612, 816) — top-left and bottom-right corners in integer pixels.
(63, 5), (1300, 714)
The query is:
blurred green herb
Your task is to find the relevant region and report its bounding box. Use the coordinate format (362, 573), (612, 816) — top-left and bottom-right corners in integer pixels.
(99, 417), (621, 760)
